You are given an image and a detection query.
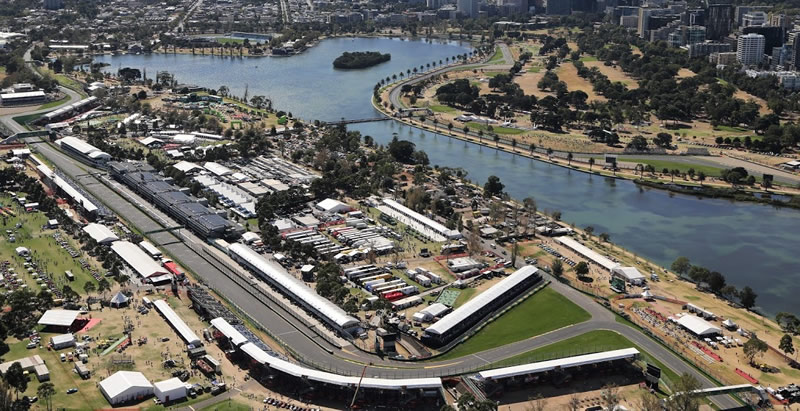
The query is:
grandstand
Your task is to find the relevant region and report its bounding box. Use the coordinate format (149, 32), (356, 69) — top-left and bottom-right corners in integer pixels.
(227, 243), (360, 336)
(422, 266), (541, 347)
(107, 161), (235, 239)
(55, 136), (111, 167)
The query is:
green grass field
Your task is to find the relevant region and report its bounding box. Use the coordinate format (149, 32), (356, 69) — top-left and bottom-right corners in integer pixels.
(489, 330), (633, 368)
(526, 66), (541, 73)
(435, 287), (590, 360)
(607, 157), (726, 178)
(430, 104), (457, 113)
(713, 125), (749, 133)
(12, 112), (47, 128)
(452, 287), (476, 308)
(199, 399), (251, 411)
(215, 37), (245, 44)
(38, 95), (71, 110)
(487, 47), (505, 64)
(579, 56), (599, 62)
(466, 121), (525, 135)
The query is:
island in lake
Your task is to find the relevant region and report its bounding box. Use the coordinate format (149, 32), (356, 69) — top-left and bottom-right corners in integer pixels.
(333, 51), (391, 69)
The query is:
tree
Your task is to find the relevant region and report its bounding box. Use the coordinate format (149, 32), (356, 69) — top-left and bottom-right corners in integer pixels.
(654, 132), (673, 148)
(776, 312), (800, 334)
(740, 286), (757, 309)
(696, 171), (706, 185)
(707, 271), (726, 293)
(4, 363), (26, 399)
(37, 382), (55, 411)
(599, 232), (610, 242)
(671, 256), (691, 277)
(552, 259), (564, 278)
(575, 261), (589, 277)
(588, 157), (595, 171)
(688, 265), (710, 283)
(780, 334), (795, 360)
(601, 383), (620, 410)
(483, 175), (504, 197)
(627, 135), (648, 151)
(566, 152), (573, 166)
(527, 393), (547, 411)
(636, 392), (662, 411)
(83, 282), (96, 295)
(664, 372), (702, 411)
(743, 336), (768, 365)
(584, 226), (594, 237)
(567, 393), (581, 411)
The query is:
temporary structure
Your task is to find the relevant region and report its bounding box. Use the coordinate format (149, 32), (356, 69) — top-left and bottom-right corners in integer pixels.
(110, 291), (130, 308)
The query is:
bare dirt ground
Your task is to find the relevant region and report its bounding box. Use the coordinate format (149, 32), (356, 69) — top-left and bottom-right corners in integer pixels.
(584, 61), (639, 89)
(557, 64), (606, 102)
(734, 90), (770, 115)
(677, 68), (696, 79)
(514, 70), (551, 98)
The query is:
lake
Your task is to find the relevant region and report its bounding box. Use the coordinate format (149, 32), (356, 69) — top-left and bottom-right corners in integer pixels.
(96, 37), (800, 316)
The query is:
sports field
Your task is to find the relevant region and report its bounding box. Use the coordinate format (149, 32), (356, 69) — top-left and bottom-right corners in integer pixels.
(435, 287), (590, 360)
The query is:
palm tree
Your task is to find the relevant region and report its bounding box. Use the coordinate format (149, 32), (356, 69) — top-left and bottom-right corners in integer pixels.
(547, 147), (554, 158)
(447, 122), (453, 135)
(588, 157), (595, 171)
(392, 74), (397, 80)
(407, 69), (411, 76)
(529, 143), (536, 156)
(493, 134), (500, 149)
(635, 163), (644, 178)
(399, 72), (404, 79)
(412, 67), (418, 74)
(478, 130), (484, 143)
(432, 117), (438, 131)
(567, 152), (573, 166)
(511, 138), (517, 153)
(463, 125), (469, 135)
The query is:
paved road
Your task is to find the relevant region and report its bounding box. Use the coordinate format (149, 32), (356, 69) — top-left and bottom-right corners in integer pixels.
(0, 44), (84, 135)
(28, 140), (739, 408)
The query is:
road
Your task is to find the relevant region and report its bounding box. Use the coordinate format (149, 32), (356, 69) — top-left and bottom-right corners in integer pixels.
(173, 0), (204, 33)
(0, 44), (84, 135)
(25, 130), (737, 407)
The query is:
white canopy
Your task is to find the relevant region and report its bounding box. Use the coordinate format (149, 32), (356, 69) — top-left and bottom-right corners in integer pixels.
(677, 314), (721, 336)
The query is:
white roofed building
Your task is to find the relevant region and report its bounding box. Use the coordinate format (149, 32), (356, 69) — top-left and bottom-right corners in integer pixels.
(316, 198), (350, 214)
(203, 162), (232, 176)
(228, 243), (360, 335)
(379, 198), (461, 241)
(38, 310), (80, 328)
(153, 300), (202, 346)
(111, 241), (170, 279)
(82, 223), (119, 244)
(99, 371), (154, 405)
(423, 266), (541, 347)
(153, 378), (186, 403)
(611, 266), (645, 285)
(676, 314), (722, 337)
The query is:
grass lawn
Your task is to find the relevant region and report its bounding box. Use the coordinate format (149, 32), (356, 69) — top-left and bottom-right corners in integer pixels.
(466, 121), (525, 135)
(526, 66), (541, 73)
(615, 157), (725, 177)
(38, 95), (71, 110)
(487, 47), (505, 64)
(579, 56), (599, 62)
(430, 104), (457, 113)
(713, 125), (749, 133)
(199, 399), (251, 411)
(452, 287), (476, 308)
(12, 112), (47, 128)
(215, 37), (245, 44)
(435, 287), (590, 360)
(490, 330), (632, 367)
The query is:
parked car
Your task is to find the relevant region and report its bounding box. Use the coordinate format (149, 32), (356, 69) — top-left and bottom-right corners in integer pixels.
(66, 388), (78, 394)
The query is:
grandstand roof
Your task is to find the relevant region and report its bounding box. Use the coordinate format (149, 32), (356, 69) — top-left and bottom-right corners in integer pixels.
(153, 300), (201, 346)
(239, 342), (441, 390)
(228, 243), (359, 331)
(382, 198), (461, 240)
(425, 266), (539, 336)
(110, 241), (169, 279)
(475, 348), (640, 380)
(210, 317), (248, 347)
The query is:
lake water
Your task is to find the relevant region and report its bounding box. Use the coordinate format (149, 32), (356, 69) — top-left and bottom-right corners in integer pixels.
(96, 37), (800, 316)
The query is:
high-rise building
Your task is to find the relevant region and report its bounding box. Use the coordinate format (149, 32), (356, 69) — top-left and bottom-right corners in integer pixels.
(457, 0), (479, 17)
(770, 14), (789, 31)
(741, 11), (767, 27)
(734, 5), (769, 27)
(43, 0), (63, 10)
(571, 0), (597, 13)
(546, 0), (571, 15)
(790, 31), (800, 70)
(637, 8), (655, 38)
(737, 33), (765, 66)
(705, 0), (733, 40)
(742, 25), (784, 54)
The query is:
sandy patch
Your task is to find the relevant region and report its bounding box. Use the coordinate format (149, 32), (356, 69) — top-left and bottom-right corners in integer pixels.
(557, 64), (606, 102)
(513, 70), (552, 98)
(677, 68), (696, 78)
(584, 61), (639, 89)
(734, 90), (770, 115)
